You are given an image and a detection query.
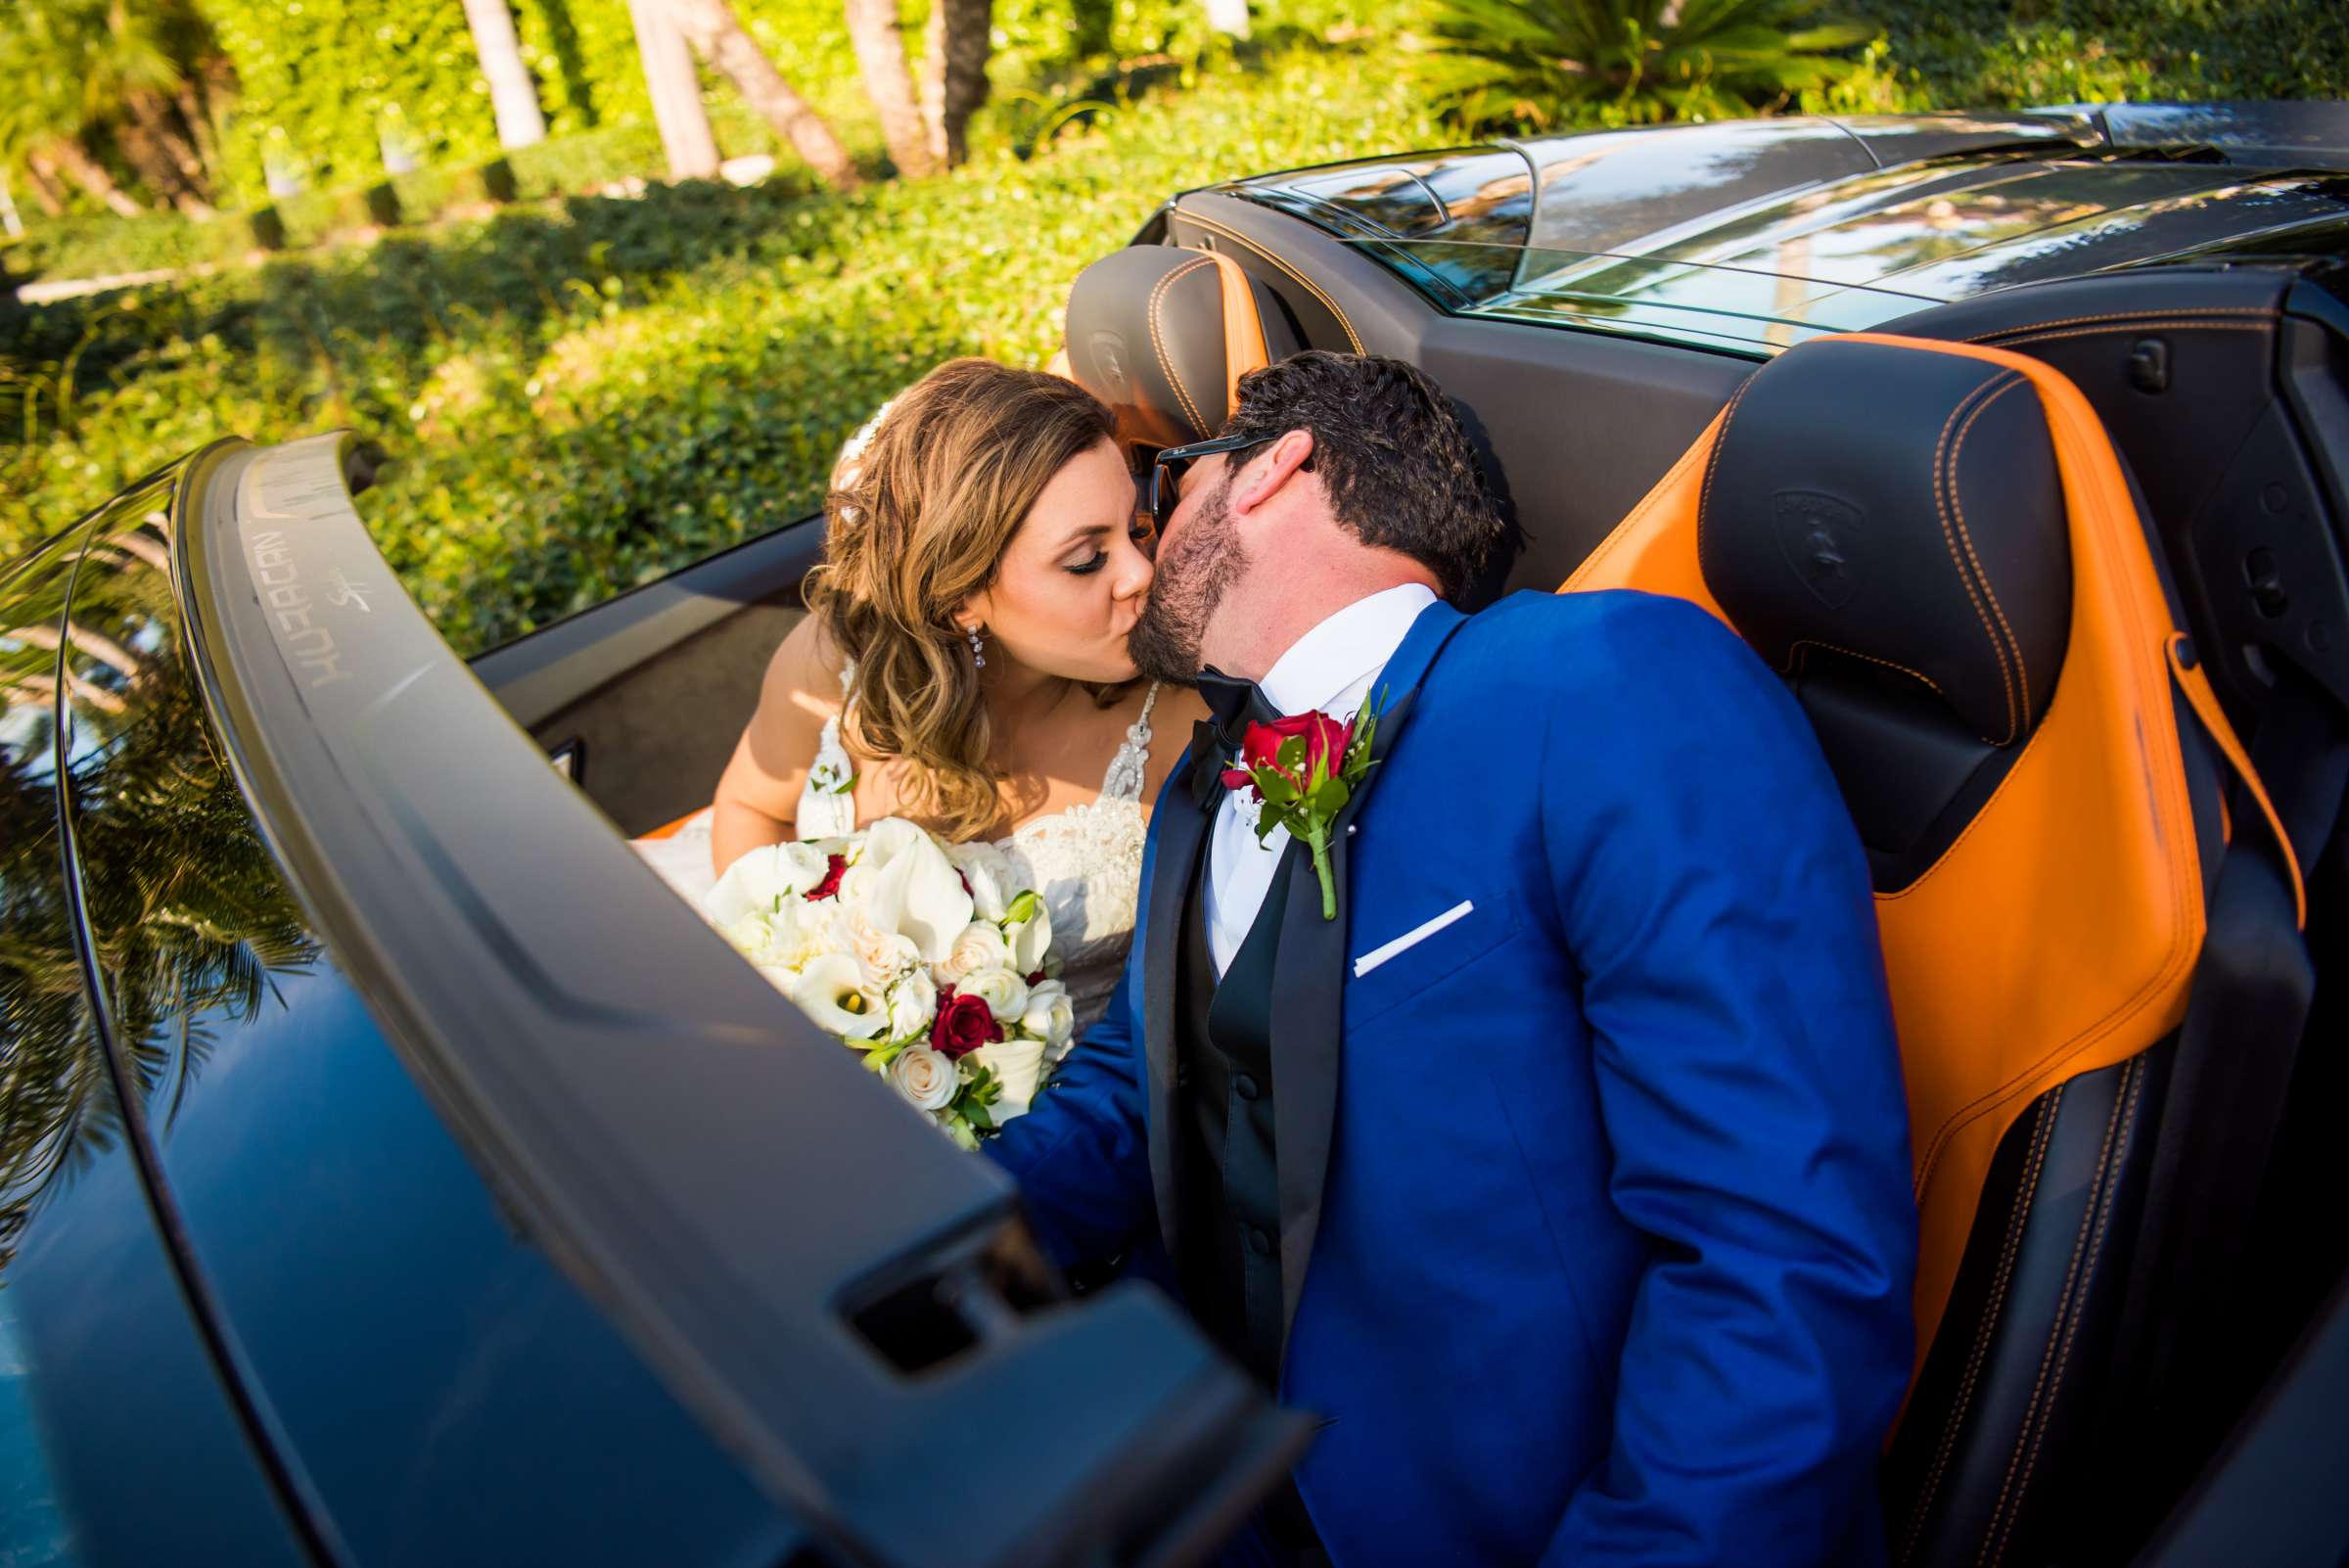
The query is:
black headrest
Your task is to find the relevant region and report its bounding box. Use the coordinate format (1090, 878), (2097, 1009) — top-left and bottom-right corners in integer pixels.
(1701, 340), (2072, 748)
(1063, 246), (1300, 449)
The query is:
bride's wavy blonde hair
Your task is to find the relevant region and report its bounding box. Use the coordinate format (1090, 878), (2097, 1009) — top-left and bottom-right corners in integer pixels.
(803, 357), (1124, 841)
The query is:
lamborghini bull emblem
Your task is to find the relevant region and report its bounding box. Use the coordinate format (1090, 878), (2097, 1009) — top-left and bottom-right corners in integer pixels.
(1773, 490), (1861, 610)
(1088, 330), (1131, 399)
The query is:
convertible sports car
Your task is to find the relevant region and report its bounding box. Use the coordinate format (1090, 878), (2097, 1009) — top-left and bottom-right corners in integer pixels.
(7, 102), (2349, 1566)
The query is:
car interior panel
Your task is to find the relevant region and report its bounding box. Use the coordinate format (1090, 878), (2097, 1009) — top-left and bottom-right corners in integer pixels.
(472, 517), (822, 836)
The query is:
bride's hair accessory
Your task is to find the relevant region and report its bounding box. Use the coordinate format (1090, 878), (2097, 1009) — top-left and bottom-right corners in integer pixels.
(967, 624), (987, 669)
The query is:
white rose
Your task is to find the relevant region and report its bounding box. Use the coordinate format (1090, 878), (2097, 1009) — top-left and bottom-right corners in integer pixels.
(720, 909), (775, 961)
(969, 1037), (1046, 1120)
(887, 969), (938, 1039)
(959, 966), (1030, 1024)
(891, 1045), (958, 1112)
(1018, 979), (1076, 1052)
(856, 819), (974, 965)
(947, 840), (1019, 921)
(1005, 900), (1053, 976)
(939, 920), (1012, 984)
(764, 899), (831, 970)
(835, 906), (921, 990)
(788, 952), (888, 1039)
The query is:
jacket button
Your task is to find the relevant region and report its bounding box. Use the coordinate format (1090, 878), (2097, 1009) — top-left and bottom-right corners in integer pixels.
(1234, 1073), (1260, 1101)
(1249, 1227), (1273, 1257)
(1174, 1062), (1191, 1088)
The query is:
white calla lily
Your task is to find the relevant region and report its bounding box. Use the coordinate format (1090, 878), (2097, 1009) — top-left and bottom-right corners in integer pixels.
(859, 824), (973, 965)
(789, 953), (888, 1039)
(1006, 901), (1053, 975)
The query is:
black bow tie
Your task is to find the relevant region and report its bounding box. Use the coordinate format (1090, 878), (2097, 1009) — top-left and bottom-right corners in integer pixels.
(1188, 666), (1279, 807)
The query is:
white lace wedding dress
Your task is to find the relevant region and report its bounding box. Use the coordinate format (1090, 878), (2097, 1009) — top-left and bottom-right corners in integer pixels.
(633, 675), (1161, 1041)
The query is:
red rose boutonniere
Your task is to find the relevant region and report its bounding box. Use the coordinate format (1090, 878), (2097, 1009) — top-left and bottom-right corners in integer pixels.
(1220, 694), (1383, 921)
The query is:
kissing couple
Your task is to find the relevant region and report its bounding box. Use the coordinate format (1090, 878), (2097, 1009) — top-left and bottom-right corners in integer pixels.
(646, 349), (1919, 1566)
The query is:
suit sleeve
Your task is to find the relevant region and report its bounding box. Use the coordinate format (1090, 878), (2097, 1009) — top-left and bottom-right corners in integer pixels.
(984, 953), (1156, 1269)
(1536, 599), (1919, 1568)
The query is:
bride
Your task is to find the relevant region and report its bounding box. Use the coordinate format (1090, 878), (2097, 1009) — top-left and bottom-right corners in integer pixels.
(636, 357), (1207, 1040)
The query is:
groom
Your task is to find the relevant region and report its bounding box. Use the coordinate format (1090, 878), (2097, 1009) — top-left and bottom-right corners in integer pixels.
(990, 351), (1917, 1567)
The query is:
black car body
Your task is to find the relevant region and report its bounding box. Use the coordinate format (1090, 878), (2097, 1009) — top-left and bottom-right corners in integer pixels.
(7, 104), (2349, 1567)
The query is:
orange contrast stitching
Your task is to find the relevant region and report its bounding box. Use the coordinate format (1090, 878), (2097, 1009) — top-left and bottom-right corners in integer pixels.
(1933, 374), (2022, 743)
(1175, 208), (1367, 352)
(1692, 377), (1757, 569)
(1148, 255), (1216, 439)
(1899, 1088), (2061, 1566)
(1949, 377), (2034, 727)
(1983, 322), (2272, 352)
(1985, 1059), (2143, 1568)
(1785, 640), (1946, 700)
(1967, 305), (2274, 341)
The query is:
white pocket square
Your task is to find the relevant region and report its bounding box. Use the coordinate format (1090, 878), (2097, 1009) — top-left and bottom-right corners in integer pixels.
(1353, 899), (1475, 978)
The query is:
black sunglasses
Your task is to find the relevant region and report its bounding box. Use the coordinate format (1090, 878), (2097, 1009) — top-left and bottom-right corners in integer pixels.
(1138, 433), (1279, 542)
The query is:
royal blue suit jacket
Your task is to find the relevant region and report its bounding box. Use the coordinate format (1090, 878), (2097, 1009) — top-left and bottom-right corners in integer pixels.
(990, 590), (1918, 1568)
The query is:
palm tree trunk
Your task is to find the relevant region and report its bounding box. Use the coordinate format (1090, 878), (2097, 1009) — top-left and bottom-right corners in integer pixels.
(917, 0), (991, 167)
(174, 79), (224, 185)
(460, 0), (550, 150)
(629, 0), (720, 177)
(844, 0), (938, 178)
(663, 0), (859, 188)
(19, 159), (67, 217)
(117, 117), (215, 219)
(127, 93), (208, 189)
(38, 142), (144, 217)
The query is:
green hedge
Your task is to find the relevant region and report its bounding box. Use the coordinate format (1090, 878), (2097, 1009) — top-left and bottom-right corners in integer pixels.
(1, 121), (693, 282)
(2, 29), (1447, 652)
(1857, 0), (2349, 104)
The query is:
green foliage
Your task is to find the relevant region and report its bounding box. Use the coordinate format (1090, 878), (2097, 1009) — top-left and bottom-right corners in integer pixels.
(1856, 0), (2349, 105)
(1428, 0), (1880, 129)
(4, 32), (1448, 653)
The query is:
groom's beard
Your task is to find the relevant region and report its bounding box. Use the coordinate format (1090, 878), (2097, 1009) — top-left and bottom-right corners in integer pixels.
(1129, 472), (1246, 686)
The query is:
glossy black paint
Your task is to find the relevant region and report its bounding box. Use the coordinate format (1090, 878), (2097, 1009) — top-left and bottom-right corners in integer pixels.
(3, 464), (806, 1567)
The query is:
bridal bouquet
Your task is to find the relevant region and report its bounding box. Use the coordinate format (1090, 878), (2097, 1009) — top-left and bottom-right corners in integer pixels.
(703, 819), (1073, 1148)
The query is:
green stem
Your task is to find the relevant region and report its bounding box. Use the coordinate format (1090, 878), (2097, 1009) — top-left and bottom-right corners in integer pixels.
(1307, 824), (1337, 921)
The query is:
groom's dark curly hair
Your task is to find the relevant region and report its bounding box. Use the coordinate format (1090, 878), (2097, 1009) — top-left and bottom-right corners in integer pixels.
(1218, 350), (1509, 601)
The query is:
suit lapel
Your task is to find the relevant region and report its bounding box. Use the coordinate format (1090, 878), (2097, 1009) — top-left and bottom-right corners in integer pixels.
(1143, 738), (1215, 1256)
(1269, 600), (1467, 1342)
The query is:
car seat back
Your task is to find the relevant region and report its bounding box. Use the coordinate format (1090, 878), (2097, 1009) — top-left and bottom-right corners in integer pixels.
(1059, 245), (1303, 456)
(1563, 332), (2300, 1567)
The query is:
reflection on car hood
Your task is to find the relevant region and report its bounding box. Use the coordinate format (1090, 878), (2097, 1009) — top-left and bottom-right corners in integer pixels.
(1225, 109), (2349, 355)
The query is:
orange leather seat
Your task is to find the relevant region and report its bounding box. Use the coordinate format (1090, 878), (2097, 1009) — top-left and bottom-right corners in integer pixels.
(1561, 332), (2294, 1567)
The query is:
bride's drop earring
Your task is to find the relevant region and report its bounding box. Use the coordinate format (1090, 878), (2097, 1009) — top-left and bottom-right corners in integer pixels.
(968, 625), (987, 669)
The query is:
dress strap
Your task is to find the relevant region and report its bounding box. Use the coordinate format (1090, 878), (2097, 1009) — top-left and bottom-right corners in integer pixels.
(1100, 681), (1161, 803)
(796, 656), (859, 841)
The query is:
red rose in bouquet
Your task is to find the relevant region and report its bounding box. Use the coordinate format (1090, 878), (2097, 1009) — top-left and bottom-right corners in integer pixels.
(929, 988), (1002, 1059)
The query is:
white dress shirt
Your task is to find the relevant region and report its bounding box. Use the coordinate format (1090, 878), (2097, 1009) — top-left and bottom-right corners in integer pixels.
(1204, 583), (1439, 974)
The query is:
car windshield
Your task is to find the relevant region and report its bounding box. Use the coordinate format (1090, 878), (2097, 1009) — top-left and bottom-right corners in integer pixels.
(1344, 237), (1938, 356)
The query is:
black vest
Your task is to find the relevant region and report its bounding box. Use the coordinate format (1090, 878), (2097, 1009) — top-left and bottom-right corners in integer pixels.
(1175, 838), (1299, 1387)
